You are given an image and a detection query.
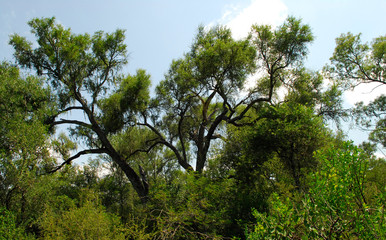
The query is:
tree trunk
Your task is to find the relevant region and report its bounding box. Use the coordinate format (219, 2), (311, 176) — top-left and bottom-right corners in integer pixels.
(109, 153), (149, 204)
(79, 96), (150, 203)
(195, 148), (207, 173)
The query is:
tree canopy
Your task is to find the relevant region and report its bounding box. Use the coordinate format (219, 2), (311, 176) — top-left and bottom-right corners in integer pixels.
(141, 16), (314, 173)
(10, 17), (151, 202)
(1, 16), (384, 239)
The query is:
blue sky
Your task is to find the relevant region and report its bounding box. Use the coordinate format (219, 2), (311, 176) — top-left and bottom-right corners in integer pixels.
(1, 0), (385, 154)
(1, 0), (385, 86)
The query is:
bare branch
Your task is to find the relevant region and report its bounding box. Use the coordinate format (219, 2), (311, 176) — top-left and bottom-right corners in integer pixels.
(52, 118), (92, 129)
(48, 148), (107, 173)
(127, 138), (163, 157)
(138, 116), (193, 171)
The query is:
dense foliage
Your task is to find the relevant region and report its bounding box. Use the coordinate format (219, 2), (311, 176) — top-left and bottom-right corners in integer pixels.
(1, 16), (384, 239)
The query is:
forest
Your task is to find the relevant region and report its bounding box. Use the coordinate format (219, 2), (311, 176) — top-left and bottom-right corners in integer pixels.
(0, 16), (385, 239)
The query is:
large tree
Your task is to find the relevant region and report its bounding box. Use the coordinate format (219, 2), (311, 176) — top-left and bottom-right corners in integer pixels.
(10, 17), (151, 202)
(140, 17), (314, 172)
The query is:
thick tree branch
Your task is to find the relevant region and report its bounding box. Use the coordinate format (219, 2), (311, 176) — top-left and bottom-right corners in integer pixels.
(178, 107), (189, 164)
(48, 148), (107, 173)
(139, 114), (193, 171)
(52, 118), (92, 129)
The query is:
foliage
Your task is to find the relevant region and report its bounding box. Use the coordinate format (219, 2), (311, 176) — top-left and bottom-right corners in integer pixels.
(142, 16), (314, 174)
(0, 207), (33, 240)
(284, 68), (347, 123)
(326, 33), (385, 150)
(247, 142), (385, 239)
(354, 95), (386, 148)
(0, 61), (56, 236)
(9, 16), (151, 201)
(224, 103), (329, 191)
(325, 33), (385, 88)
(142, 171), (242, 239)
(39, 189), (126, 240)
(2, 15), (384, 240)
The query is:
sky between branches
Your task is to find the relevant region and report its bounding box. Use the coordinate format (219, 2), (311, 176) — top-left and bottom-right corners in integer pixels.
(0, 0), (385, 151)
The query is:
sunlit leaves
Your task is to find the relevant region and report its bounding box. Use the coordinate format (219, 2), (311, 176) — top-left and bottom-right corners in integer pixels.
(325, 32), (386, 88)
(250, 16), (314, 73)
(247, 142), (385, 239)
(9, 17), (129, 108)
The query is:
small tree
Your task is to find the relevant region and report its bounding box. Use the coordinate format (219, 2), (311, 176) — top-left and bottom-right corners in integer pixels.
(0, 62), (53, 212)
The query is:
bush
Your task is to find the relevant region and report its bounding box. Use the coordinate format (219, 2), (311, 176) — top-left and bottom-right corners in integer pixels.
(247, 142), (385, 239)
(39, 190), (126, 240)
(0, 207), (32, 240)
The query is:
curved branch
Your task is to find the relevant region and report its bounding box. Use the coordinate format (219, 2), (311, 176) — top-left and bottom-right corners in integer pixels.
(128, 138), (163, 157)
(52, 118), (92, 129)
(48, 106), (85, 121)
(138, 115), (193, 171)
(48, 148), (107, 173)
(60, 106), (84, 113)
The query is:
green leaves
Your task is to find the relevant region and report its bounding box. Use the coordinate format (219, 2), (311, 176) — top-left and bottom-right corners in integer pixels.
(148, 17), (315, 172)
(251, 16), (314, 73)
(325, 32), (386, 88)
(9, 17), (129, 108)
(158, 24), (257, 108)
(228, 103), (327, 190)
(247, 142), (385, 239)
(354, 95), (386, 148)
(0, 207), (31, 239)
(325, 33), (385, 150)
(39, 190), (126, 240)
(98, 69), (151, 133)
(190, 25), (257, 91)
(0, 61), (52, 166)
(308, 143), (384, 239)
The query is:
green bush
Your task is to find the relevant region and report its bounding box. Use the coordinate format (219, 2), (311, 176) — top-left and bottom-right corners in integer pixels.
(39, 190), (126, 240)
(247, 142), (385, 239)
(0, 207), (32, 240)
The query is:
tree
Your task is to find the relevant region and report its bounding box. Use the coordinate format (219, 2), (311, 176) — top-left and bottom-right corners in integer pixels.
(10, 17), (151, 202)
(141, 16), (314, 172)
(325, 33), (385, 89)
(0, 61), (53, 210)
(284, 68), (346, 123)
(39, 189), (127, 240)
(354, 95), (386, 149)
(325, 33), (385, 150)
(0, 207), (32, 239)
(224, 103), (329, 191)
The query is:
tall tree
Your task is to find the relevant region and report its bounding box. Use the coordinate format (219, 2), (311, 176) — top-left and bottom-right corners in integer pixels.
(10, 17), (151, 202)
(141, 17), (314, 172)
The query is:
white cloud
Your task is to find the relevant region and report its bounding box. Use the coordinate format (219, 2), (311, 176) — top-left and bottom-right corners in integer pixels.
(218, 0), (288, 39)
(207, 0), (289, 93)
(344, 82), (385, 106)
